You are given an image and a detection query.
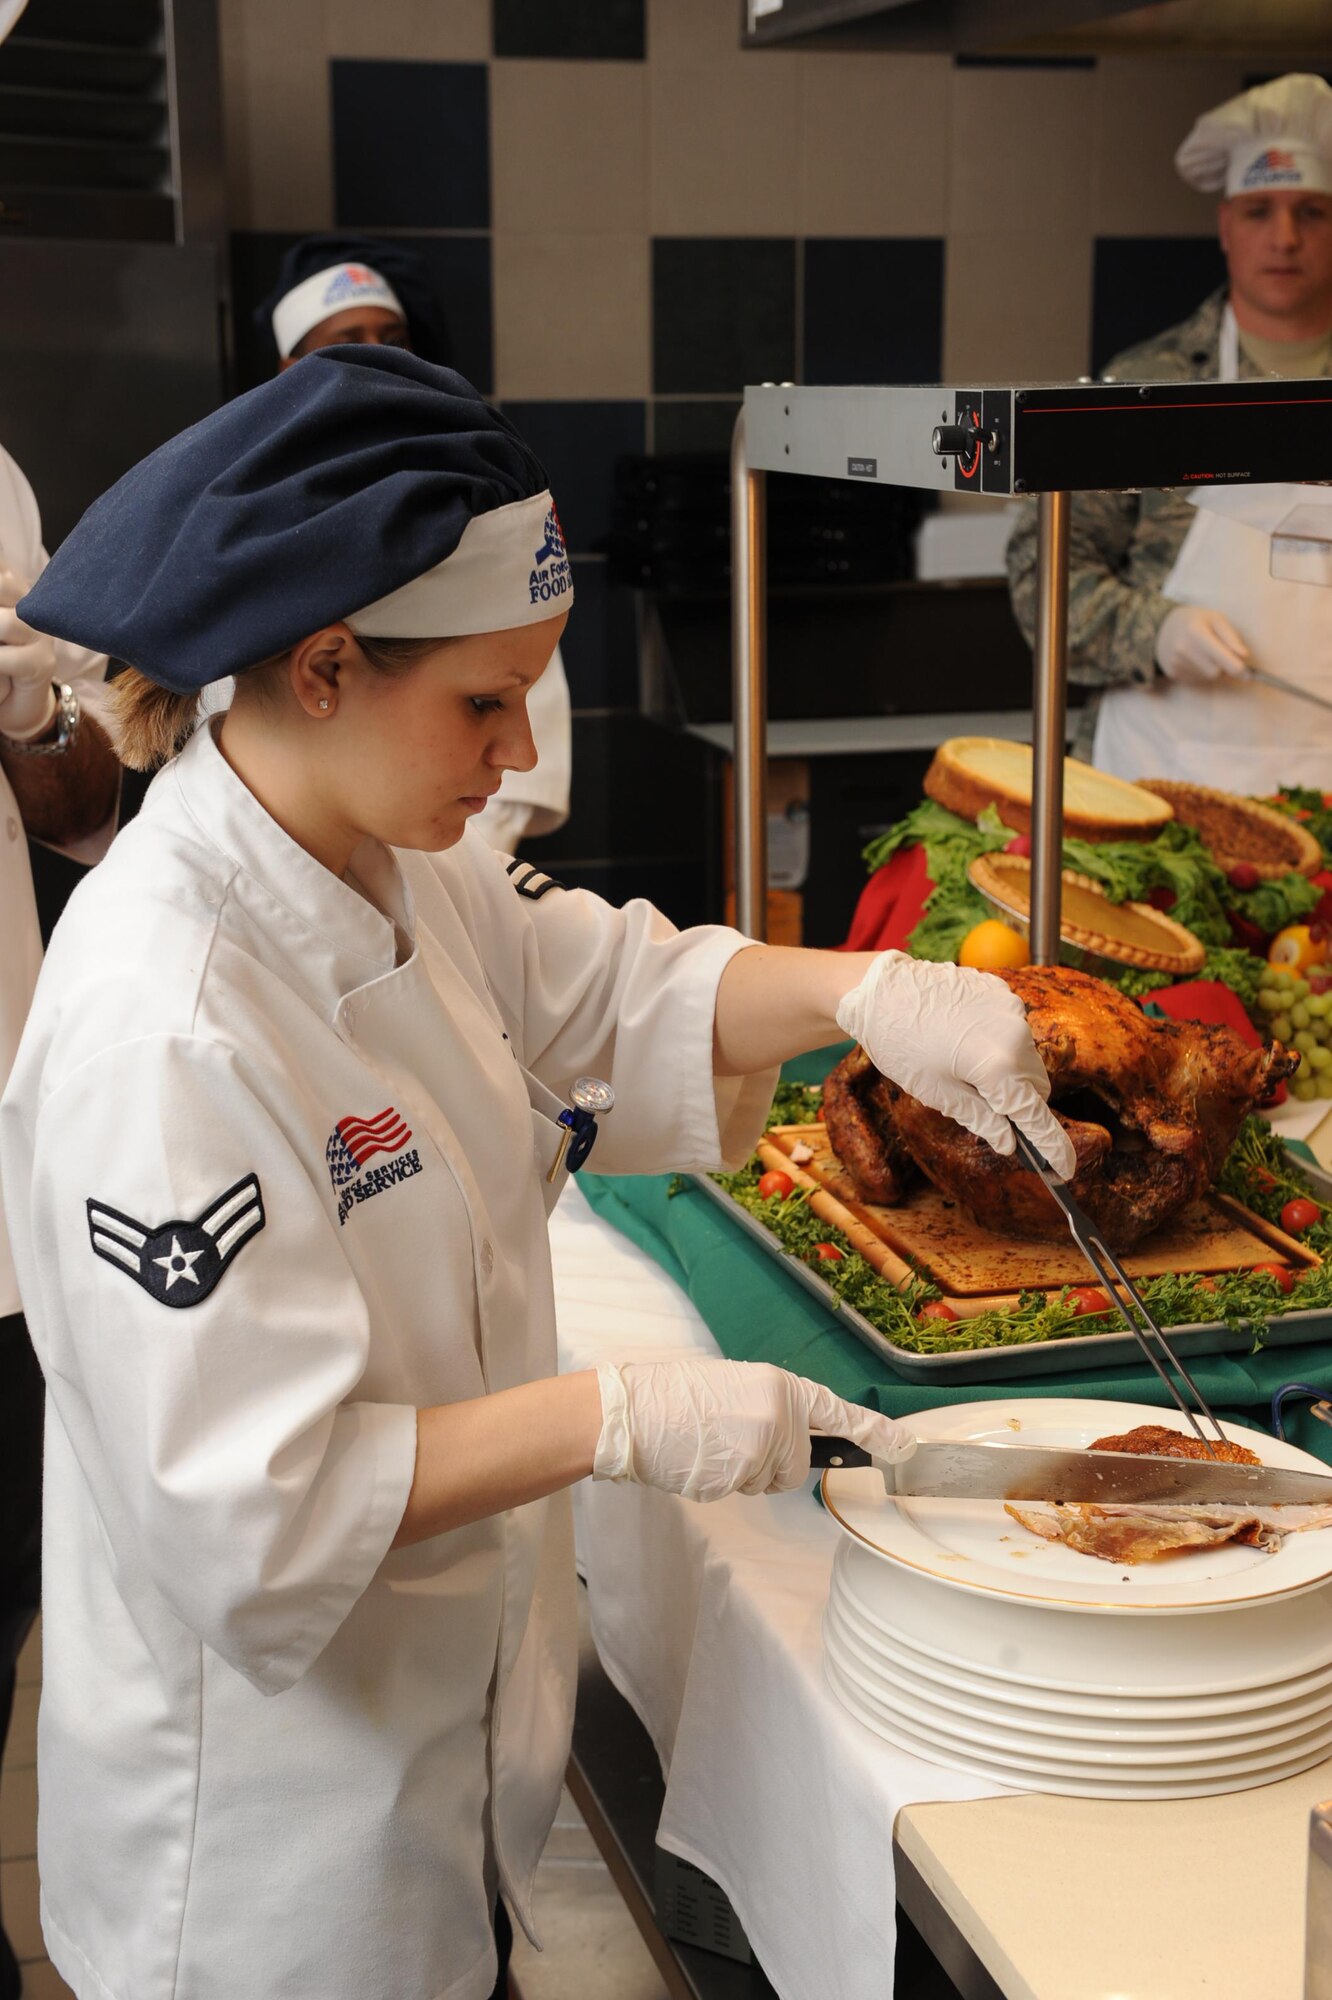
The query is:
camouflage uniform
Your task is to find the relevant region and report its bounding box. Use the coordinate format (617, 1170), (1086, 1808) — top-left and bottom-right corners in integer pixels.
(1006, 287), (1332, 760)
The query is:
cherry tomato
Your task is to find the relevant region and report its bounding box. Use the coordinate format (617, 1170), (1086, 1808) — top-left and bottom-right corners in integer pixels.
(1253, 1167), (1279, 1192)
(1068, 1286), (1113, 1317)
(1194, 1276), (1219, 1294)
(812, 1242), (844, 1263)
(916, 1299), (958, 1323)
(1004, 833), (1032, 857)
(1146, 885), (1177, 911)
(1227, 862), (1260, 892)
(1252, 1261), (1296, 1293)
(757, 1169), (794, 1200)
(1281, 1198), (1321, 1236)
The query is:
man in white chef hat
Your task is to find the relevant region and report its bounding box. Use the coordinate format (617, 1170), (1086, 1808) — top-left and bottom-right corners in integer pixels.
(1007, 73), (1332, 791)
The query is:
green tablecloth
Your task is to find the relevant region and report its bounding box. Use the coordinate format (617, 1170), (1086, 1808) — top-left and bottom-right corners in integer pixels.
(579, 1043), (1332, 1466)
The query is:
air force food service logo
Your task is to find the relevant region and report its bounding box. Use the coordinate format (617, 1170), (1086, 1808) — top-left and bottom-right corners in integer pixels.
(325, 1105), (423, 1226)
(86, 1174), (266, 1309)
(529, 506), (571, 608)
(1240, 147), (1302, 190)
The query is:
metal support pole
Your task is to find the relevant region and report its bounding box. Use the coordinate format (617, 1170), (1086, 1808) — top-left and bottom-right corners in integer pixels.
(1030, 489), (1070, 966)
(730, 408), (768, 941)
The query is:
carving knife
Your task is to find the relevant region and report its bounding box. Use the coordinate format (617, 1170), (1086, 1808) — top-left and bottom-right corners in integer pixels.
(808, 1434), (1332, 1508)
(1246, 665), (1332, 718)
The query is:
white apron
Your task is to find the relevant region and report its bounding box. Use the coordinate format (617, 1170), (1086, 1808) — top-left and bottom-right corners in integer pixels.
(1094, 306), (1332, 791)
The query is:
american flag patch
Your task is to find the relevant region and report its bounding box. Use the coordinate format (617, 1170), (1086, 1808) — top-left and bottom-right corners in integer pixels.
(325, 1107), (413, 1189)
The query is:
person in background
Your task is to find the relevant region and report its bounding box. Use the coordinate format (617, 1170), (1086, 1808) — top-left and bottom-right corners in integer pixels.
(0, 454), (117, 2000)
(0, 32), (118, 2000)
(1007, 73), (1332, 790)
(259, 236), (571, 855)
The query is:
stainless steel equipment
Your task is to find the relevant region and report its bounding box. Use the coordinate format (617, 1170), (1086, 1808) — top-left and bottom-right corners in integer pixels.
(731, 377), (1332, 947)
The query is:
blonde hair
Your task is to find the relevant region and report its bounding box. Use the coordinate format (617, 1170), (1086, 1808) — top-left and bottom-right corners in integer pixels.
(108, 669), (199, 772)
(108, 636), (443, 772)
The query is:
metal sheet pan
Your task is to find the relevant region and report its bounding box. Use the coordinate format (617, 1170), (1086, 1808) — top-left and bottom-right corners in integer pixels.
(691, 1165), (1332, 1384)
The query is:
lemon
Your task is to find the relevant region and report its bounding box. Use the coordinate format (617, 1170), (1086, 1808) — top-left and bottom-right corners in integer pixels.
(958, 920), (1031, 972)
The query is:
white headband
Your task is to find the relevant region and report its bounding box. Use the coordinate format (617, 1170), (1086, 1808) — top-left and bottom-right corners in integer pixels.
(272, 262), (406, 359)
(1227, 136), (1332, 198)
(347, 492), (573, 639)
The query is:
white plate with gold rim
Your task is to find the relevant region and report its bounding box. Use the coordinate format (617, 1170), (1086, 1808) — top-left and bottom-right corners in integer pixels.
(823, 1654), (1332, 1800)
(821, 1399), (1332, 1613)
(825, 1636), (1332, 1777)
(824, 1597), (1332, 1756)
(833, 1540), (1332, 1700)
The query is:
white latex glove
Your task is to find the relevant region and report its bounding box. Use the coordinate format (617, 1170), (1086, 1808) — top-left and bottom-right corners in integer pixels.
(592, 1357), (914, 1503)
(836, 951), (1077, 1179)
(1154, 604), (1250, 685)
(0, 564), (57, 740)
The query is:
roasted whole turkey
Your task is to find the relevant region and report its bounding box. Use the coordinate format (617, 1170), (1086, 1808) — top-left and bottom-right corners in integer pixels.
(823, 965), (1296, 1247)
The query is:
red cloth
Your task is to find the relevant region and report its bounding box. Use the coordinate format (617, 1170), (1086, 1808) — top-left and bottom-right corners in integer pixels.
(842, 845), (933, 953)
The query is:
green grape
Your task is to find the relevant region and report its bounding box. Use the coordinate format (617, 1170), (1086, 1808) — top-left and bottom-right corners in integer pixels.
(1292, 1003), (1312, 1030)
(1295, 1031), (1318, 1054)
(1294, 1078), (1319, 1100)
(1259, 989), (1286, 1013)
(1308, 994), (1330, 1019)
(1299, 1056), (1314, 1080)
(1272, 966), (1295, 985)
(1294, 978), (1313, 1001)
(1318, 1074), (1332, 1099)
(1272, 1014), (1295, 1042)
(1310, 1046), (1332, 1071)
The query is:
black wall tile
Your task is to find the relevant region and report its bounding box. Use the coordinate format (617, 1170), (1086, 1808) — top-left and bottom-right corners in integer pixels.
(1091, 237), (1227, 377)
(535, 712), (713, 873)
(493, 0), (644, 60)
(653, 237), (796, 395)
(406, 234), (494, 394)
(803, 238), (944, 385)
(652, 399), (740, 454)
(229, 229), (493, 395)
(332, 60), (490, 229)
(501, 399), (646, 553)
(560, 559), (640, 711)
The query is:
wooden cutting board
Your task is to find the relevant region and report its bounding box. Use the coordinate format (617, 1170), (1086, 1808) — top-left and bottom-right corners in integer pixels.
(759, 1125), (1320, 1318)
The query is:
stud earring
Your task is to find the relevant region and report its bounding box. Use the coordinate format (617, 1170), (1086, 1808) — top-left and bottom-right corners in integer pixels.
(318, 699), (330, 710)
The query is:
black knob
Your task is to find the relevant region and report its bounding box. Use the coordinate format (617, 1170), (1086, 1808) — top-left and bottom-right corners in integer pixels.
(932, 423), (971, 455)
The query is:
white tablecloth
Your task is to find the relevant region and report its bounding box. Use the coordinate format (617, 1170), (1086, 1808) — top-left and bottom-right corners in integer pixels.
(549, 1183), (1009, 2000)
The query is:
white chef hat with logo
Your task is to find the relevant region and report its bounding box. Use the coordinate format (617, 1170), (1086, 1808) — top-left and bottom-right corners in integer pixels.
(271, 261), (407, 359)
(348, 493), (574, 638)
(1177, 73), (1332, 199)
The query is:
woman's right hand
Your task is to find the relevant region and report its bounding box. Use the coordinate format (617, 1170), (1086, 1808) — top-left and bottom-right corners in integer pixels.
(834, 950), (1076, 1179)
(592, 1357), (913, 1504)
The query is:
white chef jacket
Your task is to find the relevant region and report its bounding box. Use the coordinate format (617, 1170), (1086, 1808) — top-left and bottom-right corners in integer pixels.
(0, 442), (111, 1314)
(0, 717), (772, 2000)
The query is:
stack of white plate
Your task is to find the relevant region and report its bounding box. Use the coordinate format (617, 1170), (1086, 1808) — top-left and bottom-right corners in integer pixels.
(821, 1398), (1332, 1800)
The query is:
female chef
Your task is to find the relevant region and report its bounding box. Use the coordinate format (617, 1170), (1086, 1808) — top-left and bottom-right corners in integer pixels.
(0, 348), (1072, 2000)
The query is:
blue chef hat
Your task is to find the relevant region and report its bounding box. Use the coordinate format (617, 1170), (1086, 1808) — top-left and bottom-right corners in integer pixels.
(18, 347), (571, 695)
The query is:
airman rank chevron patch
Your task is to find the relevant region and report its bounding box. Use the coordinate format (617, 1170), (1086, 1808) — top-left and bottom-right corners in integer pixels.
(86, 1173), (266, 1309)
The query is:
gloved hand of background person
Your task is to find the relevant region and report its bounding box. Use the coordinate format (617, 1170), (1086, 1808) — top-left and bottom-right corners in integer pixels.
(835, 950), (1077, 1179)
(0, 563), (58, 741)
(1154, 604), (1250, 685)
(592, 1357), (914, 1502)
